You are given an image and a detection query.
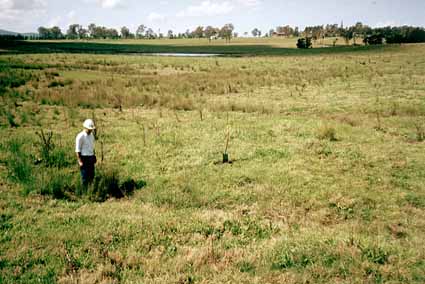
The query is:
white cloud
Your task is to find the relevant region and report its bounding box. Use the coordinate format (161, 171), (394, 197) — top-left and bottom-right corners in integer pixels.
(177, 1), (234, 17)
(66, 10), (77, 26)
(235, 0), (261, 7)
(374, 21), (401, 28)
(0, 0), (46, 21)
(47, 16), (61, 27)
(148, 12), (165, 22)
(1, 0), (46, 10)
(98, 0), (124, 9)
(83, 0), (125, 9)
(67, 10), (76, 19)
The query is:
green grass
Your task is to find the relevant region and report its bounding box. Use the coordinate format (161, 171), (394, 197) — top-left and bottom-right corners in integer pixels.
(0, 37), (385, 56)
(0, 40), (424, 283)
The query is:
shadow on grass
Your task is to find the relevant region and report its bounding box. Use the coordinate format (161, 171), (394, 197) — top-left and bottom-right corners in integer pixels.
(0, 40), (388, 57)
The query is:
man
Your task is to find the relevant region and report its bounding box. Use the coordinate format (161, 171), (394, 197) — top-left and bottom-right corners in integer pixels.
(76, 119), (96, 187)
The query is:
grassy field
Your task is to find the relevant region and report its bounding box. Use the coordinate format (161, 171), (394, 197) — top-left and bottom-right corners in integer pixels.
(0, 39), (425, 283)
(0, 37), (372, 56)
(28, 37), (353, 47)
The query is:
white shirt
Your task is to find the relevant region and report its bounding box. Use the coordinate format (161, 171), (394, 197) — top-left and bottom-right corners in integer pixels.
(75, 130), (95, 156)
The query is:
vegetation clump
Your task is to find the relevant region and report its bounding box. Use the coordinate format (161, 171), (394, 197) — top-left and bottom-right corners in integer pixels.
(89, 167), (146, 202)
(317, 124), (338, 141)
(297, 37), (312, 49)
(4, 135), (145, 202)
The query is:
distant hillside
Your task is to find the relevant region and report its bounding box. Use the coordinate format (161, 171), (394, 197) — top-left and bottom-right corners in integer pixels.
(0, 29), (18, 36)
(0, 29), (38, 38)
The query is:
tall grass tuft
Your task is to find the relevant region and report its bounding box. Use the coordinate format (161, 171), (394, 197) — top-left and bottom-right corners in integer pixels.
(35, 130), (70, 168)
(6, 111), (19, 128)
(317, 124), (338, 141)
(5, 139), (33, 185)
(414, 123), (424, 142)
(39, 170), (74, 200)
(88, 167), (146, 202)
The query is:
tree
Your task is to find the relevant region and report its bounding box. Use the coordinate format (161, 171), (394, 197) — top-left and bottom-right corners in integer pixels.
(297, 37), (312, 49)
(294, 27), (299, 37)
(50, 26), (63, 39)
(192, 26), (204, 38)
(121, 26), (130, 39)
(38, 26), (63, 39)
(88, 23), (97, 38)
(183, 29), (191, 38)
(363, 33), (384, 45)
(252, 28), (260, 37)
(93, 26), (104, 39)
(136, 25), (146, 39)
(352, 22), (364, 45)
(38, 26), (50, 39)
(220, 23), (234, 42)
(205, 26), (218, 42)
(107, 28), (119, 39)
(78, 28), (88, 39)
(167, 30), (174, 39)
(324, 24), (339, 37)
(145, 28), (155, 39)
(406, 27), (425, 43)
(341, 28), (354, 45)
(67, 24), (82, 39)
(276, 25), (294, 37)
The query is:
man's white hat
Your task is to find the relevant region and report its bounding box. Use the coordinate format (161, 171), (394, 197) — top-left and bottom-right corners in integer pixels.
(83, 119), (96, 130)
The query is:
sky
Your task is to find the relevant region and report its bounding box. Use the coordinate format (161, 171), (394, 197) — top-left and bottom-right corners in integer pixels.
(0, 0), (424, 34)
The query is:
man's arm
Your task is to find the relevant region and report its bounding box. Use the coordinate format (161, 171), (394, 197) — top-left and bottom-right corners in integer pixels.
(76, 152), (83, 167)
(76, 133), (83, 166)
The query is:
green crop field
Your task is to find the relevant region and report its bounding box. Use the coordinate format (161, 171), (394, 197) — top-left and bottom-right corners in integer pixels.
(0, 39), (424, 283)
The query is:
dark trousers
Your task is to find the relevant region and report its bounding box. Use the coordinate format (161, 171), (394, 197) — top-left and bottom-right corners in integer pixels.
(80, 156), (96, 186)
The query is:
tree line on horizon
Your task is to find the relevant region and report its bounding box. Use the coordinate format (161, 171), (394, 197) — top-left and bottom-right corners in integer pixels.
(1, 22), (424, 45)
(36, 23), (235, 42)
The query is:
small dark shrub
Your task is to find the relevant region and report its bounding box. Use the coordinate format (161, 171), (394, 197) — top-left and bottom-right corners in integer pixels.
(364, 33), (384, 45)
(48, 80), (64, 88)
(297, 37), (312, 49)
(361, 245), (390, 265)
(0, 214), (13, 231)
(90, 168), (120, 201)
(120, 178), (137, 196)
(272, 252), (295, 270)
(238, 261), (255, 274)
(6, 111), (19, 128)
(48, 79), (72, 88)
(135, 179), (147, 189)
(40, 98), (50, 105)
(89, 169), (146, 202)
(77, 102), (97, 109)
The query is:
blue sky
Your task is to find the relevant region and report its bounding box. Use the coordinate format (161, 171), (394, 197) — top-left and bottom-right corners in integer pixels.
(1, 0), (424, 34)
